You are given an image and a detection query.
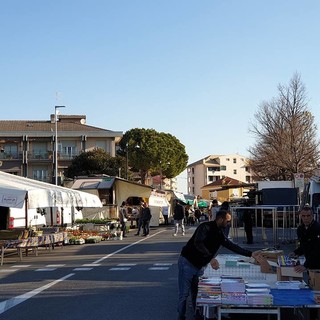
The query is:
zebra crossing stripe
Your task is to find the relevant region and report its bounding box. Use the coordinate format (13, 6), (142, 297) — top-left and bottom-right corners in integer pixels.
(148, 267), (169, 271)
(0, 273), (74, 314)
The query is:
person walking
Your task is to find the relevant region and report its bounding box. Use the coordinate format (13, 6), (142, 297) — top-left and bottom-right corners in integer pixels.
(209, 199), (219, 221)
(141, 201), (152, 236)
(173, 200), (185, 236)
(177, 209), (261, 320)
(162, 206), (169, 225)
(133, 206), (143, 236)
(119, 201), (128, 238)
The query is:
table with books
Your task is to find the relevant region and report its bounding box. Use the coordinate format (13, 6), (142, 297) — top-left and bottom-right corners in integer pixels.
(196, 254), (320, 320)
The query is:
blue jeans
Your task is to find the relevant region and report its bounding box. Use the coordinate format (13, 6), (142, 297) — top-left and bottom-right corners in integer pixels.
(177, 256), (204, 320)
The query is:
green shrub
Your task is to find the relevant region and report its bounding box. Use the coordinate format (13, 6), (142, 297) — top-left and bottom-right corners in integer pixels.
(75, 218), (113, 224)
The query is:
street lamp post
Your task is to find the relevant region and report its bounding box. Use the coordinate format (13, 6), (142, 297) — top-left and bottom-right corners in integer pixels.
(54, 106), (65, 185)
(126, 142), (129, 180)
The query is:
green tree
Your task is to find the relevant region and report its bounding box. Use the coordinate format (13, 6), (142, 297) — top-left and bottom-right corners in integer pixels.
(118, 128), (188, 184)
(248, 73), (320, 181)
(64, 148), (125, 178)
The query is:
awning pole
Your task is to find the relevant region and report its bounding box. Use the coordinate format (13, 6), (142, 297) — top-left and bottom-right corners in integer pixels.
(25, 194), (28, 229)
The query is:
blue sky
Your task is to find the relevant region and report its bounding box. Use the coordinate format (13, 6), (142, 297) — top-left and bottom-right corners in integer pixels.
(1, 1), (320, 192)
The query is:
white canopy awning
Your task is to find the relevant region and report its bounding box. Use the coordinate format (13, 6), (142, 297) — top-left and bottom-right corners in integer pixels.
(0, 171), (102, 209)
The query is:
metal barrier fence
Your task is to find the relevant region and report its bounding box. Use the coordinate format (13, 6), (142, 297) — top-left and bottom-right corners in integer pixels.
(230, 205), (300, 246)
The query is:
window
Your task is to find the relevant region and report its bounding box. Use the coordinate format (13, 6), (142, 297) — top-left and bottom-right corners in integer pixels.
(4, 143), (18, 158)
(226, 158), (230, 161)
(60, 141), (77, 159)
(233, 169), (237, 174)
(32, 142), (47, 158)
(209, 176), (214, 182)
(246, 176), (251, 183)
(220, 165), (226, 171)
(245, 167), (251, 172)
(233, 158), (237, 163)
(192, 167), (194, 174)
(33, 169), (48, 182)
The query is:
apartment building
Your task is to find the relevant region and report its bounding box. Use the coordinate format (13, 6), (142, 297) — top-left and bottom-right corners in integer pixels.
(0, 114), (122, 184)
(187, 154), (253, 196)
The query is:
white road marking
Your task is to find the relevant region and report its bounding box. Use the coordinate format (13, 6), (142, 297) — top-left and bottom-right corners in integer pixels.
(82, 263), (101, 267)
(0, 228), (168, 315)
(154, 263), (172, 266)
(149, 267), (170, 271)
(0, 273), (74, 314)
(35, 268), (57, 272)
(0, 269), (17, 273)
(11, 265), (31, 268)
(46, 264), (65, 267)
(73, 267), (93, 271)
(93, 230), (166, 264)
(118, 263), (137, 266)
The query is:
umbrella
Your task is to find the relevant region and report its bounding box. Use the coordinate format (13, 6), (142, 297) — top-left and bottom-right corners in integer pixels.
(197, 200), (208, 208)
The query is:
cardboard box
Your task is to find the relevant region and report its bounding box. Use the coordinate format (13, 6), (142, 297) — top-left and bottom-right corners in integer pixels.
(261, 250), (284, 260)
(308, 270), (320, 290)
(277, 266), (303, 281)
(259, 258), (277, 274)
(257, 255), (277, 274)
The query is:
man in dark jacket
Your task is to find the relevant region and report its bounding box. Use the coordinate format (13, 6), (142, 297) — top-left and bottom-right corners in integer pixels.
(177, 210), (261, 320)
(173, 200), (185, 236)
(291, 206), (320, 272)
(141, 201), (152, 236)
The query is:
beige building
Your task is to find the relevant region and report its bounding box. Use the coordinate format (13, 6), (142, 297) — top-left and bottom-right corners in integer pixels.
(187, 154), (253, 197)
(0, 114), (122, 184)
(201, 176), (254, 202)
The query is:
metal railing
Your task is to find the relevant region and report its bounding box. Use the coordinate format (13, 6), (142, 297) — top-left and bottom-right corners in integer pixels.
(230, 205), (300, 246)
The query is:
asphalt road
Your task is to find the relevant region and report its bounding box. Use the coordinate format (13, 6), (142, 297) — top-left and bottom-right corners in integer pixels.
(0, 225), (295, 320)
(0, 226), (190, 320)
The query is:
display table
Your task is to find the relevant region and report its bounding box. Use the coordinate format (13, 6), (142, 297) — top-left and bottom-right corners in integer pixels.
(197, 255), (320, 320)
(0, 232), (68, 265)
(216, 305), (280, 320)
(0, 239), (22, 265)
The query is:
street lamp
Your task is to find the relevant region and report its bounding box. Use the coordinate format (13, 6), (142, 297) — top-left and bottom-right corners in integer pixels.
(126, 142), (129, 180)
(54, 106), (65, 185)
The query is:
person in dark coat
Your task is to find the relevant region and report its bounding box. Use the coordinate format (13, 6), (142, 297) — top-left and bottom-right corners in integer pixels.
(177, 209), (261, 320)
(242, 201), (254, 244)
(173, 199), (185, 236)
(141, 201), (152, 236)
(220, 201), (231, 237)
(290, 206), (320, 272)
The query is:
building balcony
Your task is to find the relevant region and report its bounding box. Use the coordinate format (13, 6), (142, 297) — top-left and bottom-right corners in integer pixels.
(0, 152), (20, 160)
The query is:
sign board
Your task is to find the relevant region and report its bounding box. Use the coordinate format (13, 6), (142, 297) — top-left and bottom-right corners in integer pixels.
(294, 173), (305, 189)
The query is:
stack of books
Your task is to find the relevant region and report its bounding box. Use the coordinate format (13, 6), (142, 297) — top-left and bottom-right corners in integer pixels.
(275, 281), (302, 290)
(220, 276), (246, 305)
(245, 283), (273, 305)
(197, 278), (222, 304)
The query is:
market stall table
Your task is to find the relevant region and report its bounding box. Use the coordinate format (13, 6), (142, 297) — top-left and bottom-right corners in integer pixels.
(197, 254), (320, 320)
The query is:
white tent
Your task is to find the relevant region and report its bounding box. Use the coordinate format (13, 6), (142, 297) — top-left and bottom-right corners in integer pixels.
(0, 171), (102, 209)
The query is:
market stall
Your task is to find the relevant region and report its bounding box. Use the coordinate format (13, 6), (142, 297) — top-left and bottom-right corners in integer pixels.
(0, 171), (102, 228)
(197, 254), (320, 320)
